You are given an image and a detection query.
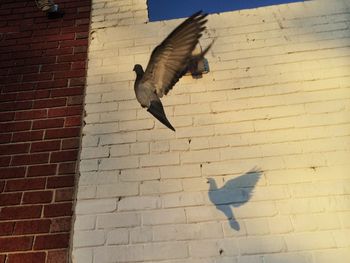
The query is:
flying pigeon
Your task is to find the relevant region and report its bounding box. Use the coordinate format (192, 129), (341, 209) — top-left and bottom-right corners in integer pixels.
(207, 168), (262, 230)
(133, 11), (213, 131)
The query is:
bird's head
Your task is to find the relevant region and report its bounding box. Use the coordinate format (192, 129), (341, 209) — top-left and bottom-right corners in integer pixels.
(207, 178), (217, 189)
(133, 64), (144, 75)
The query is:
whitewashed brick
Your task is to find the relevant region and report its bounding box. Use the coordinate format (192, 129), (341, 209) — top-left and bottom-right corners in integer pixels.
(268, 216), (293, 234)
(93, 245), (141, 262)
(85, 102), (118, 113)
(72, 248), (93, 263)
(191, 91), (227, 103)
(182, 178), (210, 191)
(189, 240), (220, 258)
(119, 119), (154, 131)
(84, 123), (119, 135)
(137, 129), (174, 141)
(96, 182), (139, 198)
(251, 186), (290, 201)
(97, 213), (140, 228)
(102, 72), (134, 83)
(169, 139), (190, 151)
(80, 147), (109, 159)
(140, 153), (179, 167)
(103, 40), (134, 50)
(313, 249), (350, 263)
(120, 167), (160, 181)
(282, 153), (326, 170)
(99, 156), (139, 170)
(254, 117), (295, 131)
(130, 142), (149, 154)
(76, 186), (96, 200)
(265, 253), (313, 263)
(214, 122), (255, 135)
(160, 164), (201, 179)
(130, 226), (152, 243)
(153, 224), (198, 241)
(79, 159), (98, 172)
(199, 222), (224, 239)
(202, 160), (253, 176)
(239, 255), (264, 263)
(143, 242), (189, 261)
(239, 237), (285, 255)
(74, 215), (96, 230)
(163, 94), (190, 106)
(181, 149), (220, 164)
(75, 199), (116, 215)
(186, 206), (227, 223)
(189, 137), (210, 150)
(174, 103), (211, 116)
(220, 145), (261, 160)
(289, 179), (350, 197)
(217, 239), (240, 256)
(171, 115), (193, 128)
(316, 195), (349, 212)
(162, 192), (204, 208)
(106, 228), (129, 245)
(99, 132), (136, 145)
(265, 169), (316, 185)
(140, 179), (182, 194)
(142, 208), (186, 225)
(78, 171), (118, 185)
(73, 230), (105, 247)
(176, 126), (215, 139)
(109, 144), (130, 157)
(118, 196), (161, 211)
(290, 214), (318, 232)
(150, 141), (170, 153)
(244, 218), (270, 235)
(84, 112), (99, 123)
(285, 232), (336, 251)
(100, 110), (137, 122)
(89, 65), (119, 76)
(333, 229), (350, 247)
(234, 202), (277, 218)
(82, 135), (99, 147)
(277, 199), (324, 214)
(316, 213), (341, 230)
(136, 108), (151, 120)
(86, 75), (102, 86)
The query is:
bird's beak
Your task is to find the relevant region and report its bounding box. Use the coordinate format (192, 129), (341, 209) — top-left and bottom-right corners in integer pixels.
(147, 101), (175, 131)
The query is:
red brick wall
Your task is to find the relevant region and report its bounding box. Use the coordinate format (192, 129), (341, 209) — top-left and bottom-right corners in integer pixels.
(0, 1), (90, 262)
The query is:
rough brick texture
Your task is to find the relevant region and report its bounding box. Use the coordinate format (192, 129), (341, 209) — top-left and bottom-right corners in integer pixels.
(73, 0), (350, 262)
(0, 0), (90, 262)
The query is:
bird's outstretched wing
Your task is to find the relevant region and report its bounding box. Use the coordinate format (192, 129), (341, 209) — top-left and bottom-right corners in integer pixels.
(223, 168), (262, 204)
(141, 11), (208, 97)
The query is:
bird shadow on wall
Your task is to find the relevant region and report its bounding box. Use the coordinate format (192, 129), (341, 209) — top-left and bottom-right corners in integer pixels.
(207, 168), (262, 230)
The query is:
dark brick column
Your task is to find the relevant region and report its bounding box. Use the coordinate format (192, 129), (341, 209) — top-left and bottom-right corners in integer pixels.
(0, 1), (90, 262)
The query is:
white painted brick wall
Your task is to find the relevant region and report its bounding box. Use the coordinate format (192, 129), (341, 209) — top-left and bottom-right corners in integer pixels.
(72, 0), (350, 262)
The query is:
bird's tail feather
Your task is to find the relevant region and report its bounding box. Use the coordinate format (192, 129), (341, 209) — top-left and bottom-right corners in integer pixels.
(147, 100), (175, 131)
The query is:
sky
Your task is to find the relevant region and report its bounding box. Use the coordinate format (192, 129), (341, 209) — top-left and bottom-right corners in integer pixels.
(148, 0), (305, 21)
